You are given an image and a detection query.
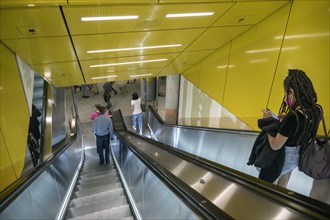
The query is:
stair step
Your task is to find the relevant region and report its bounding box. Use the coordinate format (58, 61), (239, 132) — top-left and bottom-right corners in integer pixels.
(79, 170), (118, 182)
(66, 204), (132, 220)
(81, 165), (115, 174)
(70, 188), (124, 208)
(78, 176), (120, 189)
(66, 195), (129, 218)
(74, 182), (123, 198)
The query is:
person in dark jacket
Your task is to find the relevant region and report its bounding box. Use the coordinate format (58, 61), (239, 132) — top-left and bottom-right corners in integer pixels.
(28, 104), (41, 166)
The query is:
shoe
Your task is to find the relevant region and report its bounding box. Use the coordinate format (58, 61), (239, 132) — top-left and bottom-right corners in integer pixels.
(132, 126), (136, 130)
(139, 131), (142, 135)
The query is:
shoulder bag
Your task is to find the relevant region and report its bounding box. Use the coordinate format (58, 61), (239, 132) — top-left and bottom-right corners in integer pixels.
(298, 106), (330, 179)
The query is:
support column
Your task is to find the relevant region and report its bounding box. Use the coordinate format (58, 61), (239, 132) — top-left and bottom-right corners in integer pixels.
(140, 77), (156, 106)
(165, 75), (180, 124)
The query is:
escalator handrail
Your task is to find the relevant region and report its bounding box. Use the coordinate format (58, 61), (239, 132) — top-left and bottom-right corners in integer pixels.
(148, 105), (259, 135)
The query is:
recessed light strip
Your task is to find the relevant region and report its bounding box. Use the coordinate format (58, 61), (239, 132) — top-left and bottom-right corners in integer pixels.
(166, 12), (214, 18)
(130, 73), (153, 78)
(90, 58), (168, 68)
(92, 75), (118, 80)
(81, 15), (138, 21)
(87, 44), (182, 54)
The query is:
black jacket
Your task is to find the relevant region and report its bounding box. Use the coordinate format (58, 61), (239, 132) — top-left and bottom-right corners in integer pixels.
(248, 117), (285, 183)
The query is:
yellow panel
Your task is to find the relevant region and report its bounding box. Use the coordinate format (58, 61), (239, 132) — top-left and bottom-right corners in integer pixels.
(223, 3), (291, 130)
(3, 37), (76, 65)
(182, 64), (201, 87)
(62, 3), (233, 35)
(0, 0), (67, 7)
(213, 1), (289, 26)
(0, 7), (67, 39)
(186, 26), (251, 51)
(200, 44), (231, 104)
(161, 0), (231, 2)
(159, 50), (215, 76)
(68, 0), (156, 4)
(268, 1), (330, 130)
(0, 42), (29, 179)
(80, 53), (178, 75)
(73, 29), (205, 60)
(31, 62), (85, 87)
(0, 129), (18, 192)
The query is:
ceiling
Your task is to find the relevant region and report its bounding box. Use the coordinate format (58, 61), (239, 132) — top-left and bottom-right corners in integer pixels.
(0, 0), (289, 87)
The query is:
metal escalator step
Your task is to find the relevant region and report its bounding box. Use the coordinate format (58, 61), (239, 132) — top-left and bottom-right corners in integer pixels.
(66, 204), (132, 220)
(82, 162), (114, 171)
(79, 171), (118, 182)
(66, 195), (129, 218)
(78, 177), (120, 189)
(74, 182), (123, 198)
(80, 169), (116, 178)
(80, 166), (116, 176)
(69, 188), (124, 208)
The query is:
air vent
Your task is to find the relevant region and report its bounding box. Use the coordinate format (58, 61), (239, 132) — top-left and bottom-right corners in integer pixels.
(17, 26), (40, 36)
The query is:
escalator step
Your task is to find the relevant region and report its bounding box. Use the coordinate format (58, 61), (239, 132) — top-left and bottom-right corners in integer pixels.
(66, 195), (129, 218)
(69, 188), (124, 208)
(66, 204), (132, 220)
(79, 171), (118, 182)
(78, 177), (120, 189)
(74, 182), (122, 198)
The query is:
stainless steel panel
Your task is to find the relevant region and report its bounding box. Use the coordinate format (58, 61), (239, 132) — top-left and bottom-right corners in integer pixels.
(29, 170), (61, 218)
(116, 130), (319, 219)
(143, 169), (180, 219)
(113, 138), (201, 219)
(0, 191), (35, 219)
(147, 110), (313, 197)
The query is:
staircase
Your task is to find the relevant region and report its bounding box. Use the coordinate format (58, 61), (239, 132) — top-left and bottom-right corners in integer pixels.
(65, 148), (134, 220)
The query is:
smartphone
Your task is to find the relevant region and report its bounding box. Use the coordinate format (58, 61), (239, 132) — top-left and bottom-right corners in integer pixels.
(268, 109), (278, 119)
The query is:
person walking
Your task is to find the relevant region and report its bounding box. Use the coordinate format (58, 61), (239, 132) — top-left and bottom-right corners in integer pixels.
(103, 82), (113, 109)
(92, 106), (114, 165)
(131, 92), (143, 135)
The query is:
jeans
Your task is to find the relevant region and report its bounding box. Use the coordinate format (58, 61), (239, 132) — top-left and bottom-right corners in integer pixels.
(96, 134), (110, 164)
(132, 113), (142, 130)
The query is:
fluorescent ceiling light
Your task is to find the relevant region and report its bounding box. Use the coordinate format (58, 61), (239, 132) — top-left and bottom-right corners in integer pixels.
(130, 73), (153, 78)
(81, 15), (138, 21)
(87, 44), (182, 54)
(92, 75), (118, 80)
(166, 12), (214, 18)
(246, 47), (298, 54)
(90, 58), (168, 68)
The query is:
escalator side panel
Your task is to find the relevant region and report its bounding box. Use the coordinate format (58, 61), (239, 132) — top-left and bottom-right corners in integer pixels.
(112, 140), (202, 220)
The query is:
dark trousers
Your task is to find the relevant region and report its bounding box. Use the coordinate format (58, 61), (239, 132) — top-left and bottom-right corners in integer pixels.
(96, 134), (110, 164)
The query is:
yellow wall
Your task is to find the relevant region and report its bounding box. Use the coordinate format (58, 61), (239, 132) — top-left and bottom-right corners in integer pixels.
(0, 42), (30, 192)
(182, 0), (329, 131)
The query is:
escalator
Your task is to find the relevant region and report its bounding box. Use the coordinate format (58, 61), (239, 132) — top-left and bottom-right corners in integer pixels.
(146, 106), (330, 201)
(65, 148), (133, 219)
(2, 108), (329, 219)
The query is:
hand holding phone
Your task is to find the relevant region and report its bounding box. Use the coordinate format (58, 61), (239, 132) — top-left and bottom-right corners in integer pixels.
(262, 108), (278, 119)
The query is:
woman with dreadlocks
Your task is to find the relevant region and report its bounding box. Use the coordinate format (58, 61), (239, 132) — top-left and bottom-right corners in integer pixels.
(261, 69), (321, 188)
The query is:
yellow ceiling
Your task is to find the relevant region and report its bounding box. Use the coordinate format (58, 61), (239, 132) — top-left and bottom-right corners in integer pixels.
(0, 0), (289, 87)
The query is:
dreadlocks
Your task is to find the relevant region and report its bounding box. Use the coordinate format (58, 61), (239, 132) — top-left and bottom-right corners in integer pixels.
(279, 69), (319, 145)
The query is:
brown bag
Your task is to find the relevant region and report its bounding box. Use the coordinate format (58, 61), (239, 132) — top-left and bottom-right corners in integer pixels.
(298, 106), (330, 179)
